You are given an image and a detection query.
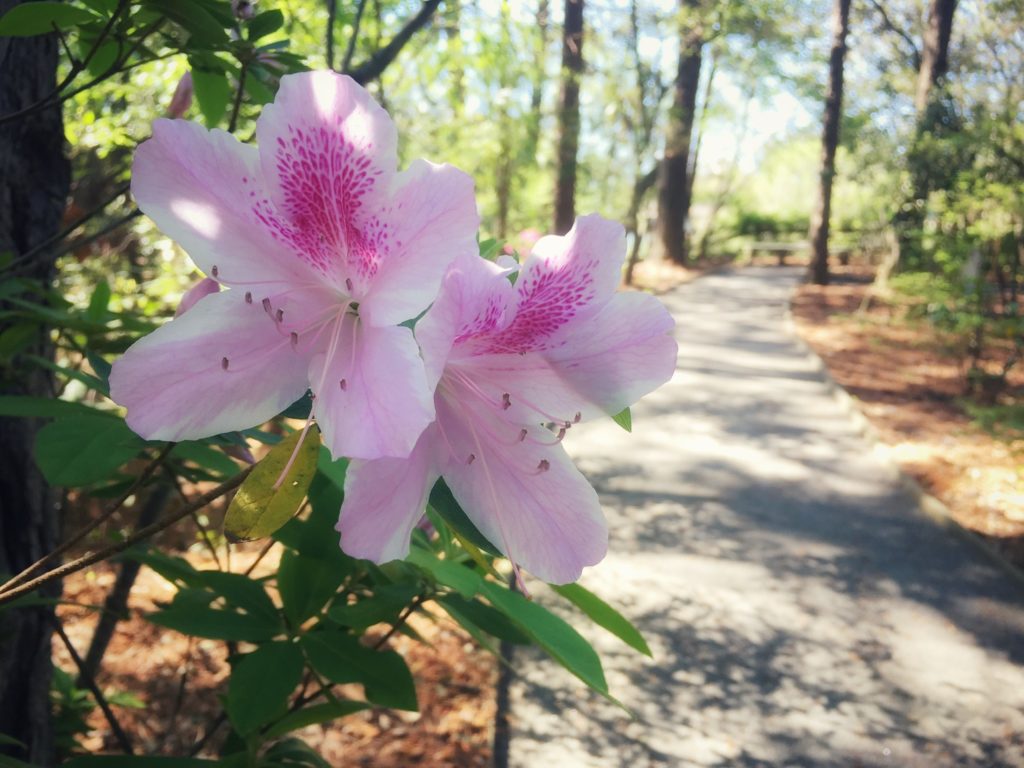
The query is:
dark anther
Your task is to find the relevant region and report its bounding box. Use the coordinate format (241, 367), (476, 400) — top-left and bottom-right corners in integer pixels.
(221, 357), (229, 371)
(245, 291), (253, 304)
(339, 379), (347, 391)
(502, 393), (512, 410)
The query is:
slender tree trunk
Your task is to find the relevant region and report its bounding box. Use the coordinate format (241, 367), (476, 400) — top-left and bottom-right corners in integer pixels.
(686, 55), (715, 206)
(524, 0), (549, 163)
(552, 0), (584, 235)
(914, 0), (957, 114)
(0, 4), (71, 763)
(656, 0), (702, 266)
(808, 0), (852, 285)
(899, 0), (958, 265)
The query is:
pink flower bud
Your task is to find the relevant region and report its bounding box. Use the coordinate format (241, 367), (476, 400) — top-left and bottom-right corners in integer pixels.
(166, 72), (193, 119)
(175, 276), (220, 317)
(232, 0), (256, 19)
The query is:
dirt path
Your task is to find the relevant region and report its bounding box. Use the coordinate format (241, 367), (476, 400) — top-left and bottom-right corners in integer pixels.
(507, 266), (1024, 768)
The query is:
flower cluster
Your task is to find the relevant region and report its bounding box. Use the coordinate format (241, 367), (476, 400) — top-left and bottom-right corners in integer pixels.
(111, 71), (677, 584)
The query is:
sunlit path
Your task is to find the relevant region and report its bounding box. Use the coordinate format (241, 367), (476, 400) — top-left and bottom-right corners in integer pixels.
(508, 266), (1024, 768)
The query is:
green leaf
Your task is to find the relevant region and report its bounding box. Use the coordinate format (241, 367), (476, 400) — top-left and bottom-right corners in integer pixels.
(263, 700), (369, 740)
(122, 548), (202, 588)
(0, 755), (32, 768)
(247, 8), (283, 40)
(63, 758), (220, 767)
(429, 480), (500, 556)
(225, 426), (320, 540)
(147, 603), (281, 642)
(316, 447), (348, 492)
(0, 2), (98, 36)
(551, 583), (652, 657)
(611, 407), (632, 432)
(191, 67), (232, 127)
(0, 395), (113, 419)
(406, 549), (480, 599)
(481, 581), (608, 695)
(83, 39), (118, 77)
(144, 0), (228, 44)
(259, 739), (330, 768)
(478, 238), (503, 260)
(86, 280), (111, 322)
(33, 415), (145, 486)
(301, 631), (417, 711)
(170, 441), (240, 477)
(437, 595), (531, 645)
(278, 547), (345, 625)
(194, 571), (278, 623)
(327, 584), (419, 631)
(226, 641), (304, 735)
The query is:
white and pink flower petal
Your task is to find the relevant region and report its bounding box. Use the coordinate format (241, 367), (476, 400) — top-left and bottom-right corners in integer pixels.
(481, 214), (626, 355)
(435, 396), (608, 585)
(415, 253), (514, 389)
(132, 119), (315, 290)
(358, 159), (480, 327)
(336, 425), (442, 562)
(109, 290), (310, 441)
(309, 318), (434, 460)
(255, 71), (398, 291)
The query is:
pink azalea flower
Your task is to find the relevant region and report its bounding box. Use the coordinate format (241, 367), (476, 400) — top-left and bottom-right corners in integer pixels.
(337, 215), (678, 583)
(110, 71), (479, 459)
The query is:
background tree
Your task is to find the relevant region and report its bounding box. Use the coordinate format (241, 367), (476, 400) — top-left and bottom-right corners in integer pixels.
(553, 0), (584, 234)
(807, 0), (852, 285)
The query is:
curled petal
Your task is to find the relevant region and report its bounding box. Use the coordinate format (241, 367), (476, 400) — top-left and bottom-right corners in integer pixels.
(175, 276), (220, 317)
(415, 253), (514, 389)
(310, 318), (434, 460)
(110, 290), (310, 441)
(337, 425), (442, 562)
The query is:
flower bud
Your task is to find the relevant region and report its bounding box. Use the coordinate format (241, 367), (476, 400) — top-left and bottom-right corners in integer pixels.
(166, 72), (193, 119)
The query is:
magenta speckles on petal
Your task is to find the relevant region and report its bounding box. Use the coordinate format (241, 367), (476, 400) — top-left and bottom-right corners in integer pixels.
(112, 71), (479, 461)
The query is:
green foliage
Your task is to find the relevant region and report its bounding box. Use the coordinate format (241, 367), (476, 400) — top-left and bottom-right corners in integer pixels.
(225, 426), (320, 539)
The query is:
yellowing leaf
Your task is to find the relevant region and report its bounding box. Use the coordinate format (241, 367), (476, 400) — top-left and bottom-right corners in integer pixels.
(225, 426), (320, 539)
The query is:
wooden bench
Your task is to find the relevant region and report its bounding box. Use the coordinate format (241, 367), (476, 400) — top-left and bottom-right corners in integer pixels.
(743, 241), (809, 266)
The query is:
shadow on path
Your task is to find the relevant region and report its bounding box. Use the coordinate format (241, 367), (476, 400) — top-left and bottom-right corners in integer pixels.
(508, 267), (1024, 768)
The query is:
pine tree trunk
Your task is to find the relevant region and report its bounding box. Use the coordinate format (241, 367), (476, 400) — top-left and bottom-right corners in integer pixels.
(807, 0), (851, 286)
(899, 0), (958, 265)
(914, 0), (957, 114)
(0, 3), (71, 763)
(552, 0), (584, 235)
(656, 0), (702, 266)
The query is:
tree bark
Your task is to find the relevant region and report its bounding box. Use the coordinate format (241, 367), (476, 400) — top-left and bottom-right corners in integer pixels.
(552, 0), (584, 235)
(914, 0), (957, 114)
(0, 3), (71, 763)
(656, 0), (702, 266)
(808, 0), (852, 285)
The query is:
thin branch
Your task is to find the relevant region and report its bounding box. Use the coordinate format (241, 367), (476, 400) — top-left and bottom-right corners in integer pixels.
(866, 0), (921, 70)
(341, 0), (369, 73)
(348, 0), (441, 85)
(326, 0), (338, 70)
(371, 593), (426, 650)
(0, 0), (130, 127)
(188, 712), (227, 757)
(3, 182), (131, 274)
(0, 466), (252, 608)
(0, 444), (174, 596)
(51, 618), (135, 754)
(227, 63), (249, 134)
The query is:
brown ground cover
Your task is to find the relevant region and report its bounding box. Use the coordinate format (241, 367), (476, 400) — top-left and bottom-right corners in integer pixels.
(791, 263), (1024, 566)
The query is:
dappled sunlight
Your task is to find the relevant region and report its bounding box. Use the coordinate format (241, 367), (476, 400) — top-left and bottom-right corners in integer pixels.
(168, 198), (222, 240)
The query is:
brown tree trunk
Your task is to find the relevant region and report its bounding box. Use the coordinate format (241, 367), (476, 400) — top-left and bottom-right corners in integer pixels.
(900, 0), (958, 265)
(0, 3), (71, 764)
(552, 0), (584, 235)
(914, 0), (957, 114)
(808, 0), (852, 285)
(656, 0), (702, 266)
